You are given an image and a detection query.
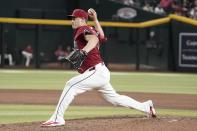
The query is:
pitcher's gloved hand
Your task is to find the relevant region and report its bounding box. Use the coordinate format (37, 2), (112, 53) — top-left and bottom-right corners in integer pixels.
(63, 49), (88, 69)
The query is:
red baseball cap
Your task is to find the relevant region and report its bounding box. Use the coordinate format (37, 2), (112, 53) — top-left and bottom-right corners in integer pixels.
(69, 9), (88, 20)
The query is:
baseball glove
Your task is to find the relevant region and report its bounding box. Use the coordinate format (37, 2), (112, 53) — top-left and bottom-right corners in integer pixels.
(61, 49), (87, 69)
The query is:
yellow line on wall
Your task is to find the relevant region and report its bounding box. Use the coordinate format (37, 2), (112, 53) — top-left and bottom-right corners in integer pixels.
(0, 17), (71, 25)
(0, 14), (196, 28)
(88, 21), (140, 27)
(169, 14), (197, 26)
(140, 17), (170, 28)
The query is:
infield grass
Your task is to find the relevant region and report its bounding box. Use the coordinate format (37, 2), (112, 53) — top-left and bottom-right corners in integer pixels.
(0, 104), (197, 124)
(0, 69), (197, 94)
(0, 69), (197, 124)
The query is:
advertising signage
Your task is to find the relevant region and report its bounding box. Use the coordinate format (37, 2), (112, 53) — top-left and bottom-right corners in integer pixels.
(179, 33), (197, 68)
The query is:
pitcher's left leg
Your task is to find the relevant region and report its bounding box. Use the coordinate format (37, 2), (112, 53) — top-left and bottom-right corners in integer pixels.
(99, 83), (156, 115)
(42, 70), (97, 127)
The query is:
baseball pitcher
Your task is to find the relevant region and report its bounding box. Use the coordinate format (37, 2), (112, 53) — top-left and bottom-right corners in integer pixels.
(42, 8), (156, 127)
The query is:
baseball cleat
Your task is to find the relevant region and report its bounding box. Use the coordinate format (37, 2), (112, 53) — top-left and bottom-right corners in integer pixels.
(146, 100), (157, 118)
(41, 121), (65, 127)
(149, 106), (157, 118)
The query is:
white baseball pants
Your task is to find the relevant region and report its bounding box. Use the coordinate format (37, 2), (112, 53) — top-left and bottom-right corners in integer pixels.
(50, 63), (151, 123)
(22, 51), (33, 67)
(0, 54), (14, 66)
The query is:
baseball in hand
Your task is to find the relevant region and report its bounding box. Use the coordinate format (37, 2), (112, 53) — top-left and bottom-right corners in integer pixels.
(88, 8), (97, 20)
(88, 8), (93, 15)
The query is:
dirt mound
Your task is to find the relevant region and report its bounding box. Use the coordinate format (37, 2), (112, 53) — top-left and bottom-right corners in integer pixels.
(0, 116), (197, 131)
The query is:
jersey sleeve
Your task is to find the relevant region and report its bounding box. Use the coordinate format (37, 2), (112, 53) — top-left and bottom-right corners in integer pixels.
(74, 26), (107, 44)
(98, 34), (107, 44)
(74, 26), (95, 40)
(91, 26), (107, 44)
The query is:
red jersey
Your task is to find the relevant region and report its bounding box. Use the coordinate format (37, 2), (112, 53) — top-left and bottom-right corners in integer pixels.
(73, 25), (106, 73)
(24, 46), (33, 54)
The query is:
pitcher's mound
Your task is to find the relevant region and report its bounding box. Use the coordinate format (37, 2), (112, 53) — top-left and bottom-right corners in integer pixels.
(0, 116), (197, 131)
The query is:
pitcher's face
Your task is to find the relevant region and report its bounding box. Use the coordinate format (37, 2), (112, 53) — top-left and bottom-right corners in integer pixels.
(71, 17), (84, 29)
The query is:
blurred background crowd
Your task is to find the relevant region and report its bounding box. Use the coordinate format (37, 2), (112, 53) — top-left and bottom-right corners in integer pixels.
(111, 0), (197, 20)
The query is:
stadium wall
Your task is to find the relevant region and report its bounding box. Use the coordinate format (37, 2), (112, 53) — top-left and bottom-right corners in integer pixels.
(0, 0), (196, 72)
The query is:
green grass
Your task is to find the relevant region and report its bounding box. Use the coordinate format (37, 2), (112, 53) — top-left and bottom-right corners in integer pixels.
(0, 104), (197, 124)
(0, 69), (197, 94)
(0, 70), (196, 124)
